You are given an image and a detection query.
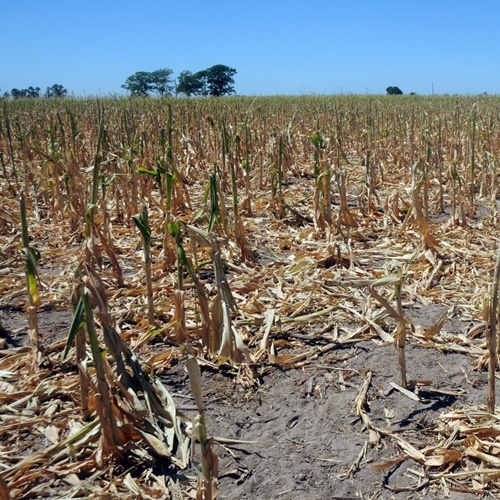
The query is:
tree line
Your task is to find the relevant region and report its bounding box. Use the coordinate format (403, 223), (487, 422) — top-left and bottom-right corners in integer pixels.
(122, 64), (237, 97)
(3, 64), (237, 99)
(4, 84), (68, 99)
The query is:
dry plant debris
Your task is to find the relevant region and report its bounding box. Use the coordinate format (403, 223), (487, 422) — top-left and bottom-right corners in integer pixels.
(1, 95), (500, 498)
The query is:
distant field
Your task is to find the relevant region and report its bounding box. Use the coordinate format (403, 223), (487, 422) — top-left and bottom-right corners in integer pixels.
(1, 94), (500, 498)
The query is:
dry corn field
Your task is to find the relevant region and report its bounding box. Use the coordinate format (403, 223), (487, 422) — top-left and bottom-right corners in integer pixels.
(2, 95), (500, 499)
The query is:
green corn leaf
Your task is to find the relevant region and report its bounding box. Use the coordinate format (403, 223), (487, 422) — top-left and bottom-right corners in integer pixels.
(137, 167), (160, 180)
(21, 247), (41, 306)
(177, 243), (190, 269)
(166, 145), (174, 167)
(132, 206), (151, 241)
(27, 272), (40, 306)
(82, 290), (104, 371)
(20, 195), (41, 306)
(91, 163), (100, 206)
(208, 173), (218, 232)
(155, 157), (166, 175)
(21, 246), (41, 272)
(165, 172), (174, 204)
(168, 220), (181, 239)
(28, 246), (41, 266)
(132, 216), (151, 240)
(85, 203), (97, 217)
(310, 131), (326, 149)
(62, 295), (85, 360)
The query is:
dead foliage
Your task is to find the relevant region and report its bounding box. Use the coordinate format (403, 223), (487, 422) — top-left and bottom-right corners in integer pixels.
(1, 95), (500, 497)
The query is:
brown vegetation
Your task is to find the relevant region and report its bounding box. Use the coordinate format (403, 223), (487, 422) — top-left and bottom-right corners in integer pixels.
(1, 95), (500, 497)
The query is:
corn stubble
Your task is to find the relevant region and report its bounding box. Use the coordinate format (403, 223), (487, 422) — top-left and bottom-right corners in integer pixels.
(1, 94), (500, 496)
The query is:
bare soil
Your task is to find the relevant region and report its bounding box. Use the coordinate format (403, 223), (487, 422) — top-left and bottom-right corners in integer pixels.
(167, 316), (487, 499)
(1, 302), (488, 499)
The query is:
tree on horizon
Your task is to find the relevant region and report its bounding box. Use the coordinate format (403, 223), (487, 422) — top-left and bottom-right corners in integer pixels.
(386, 86), (403, 95)
(122, 69), (174, 97)
(176, 65), (237, 97)
(45, 84), (67, 98)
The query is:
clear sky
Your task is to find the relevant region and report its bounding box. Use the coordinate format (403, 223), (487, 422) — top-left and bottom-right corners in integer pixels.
(2, 0), (499, 96)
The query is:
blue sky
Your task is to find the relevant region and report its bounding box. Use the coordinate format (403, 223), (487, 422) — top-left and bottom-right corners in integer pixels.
(2, 0), (499, 96)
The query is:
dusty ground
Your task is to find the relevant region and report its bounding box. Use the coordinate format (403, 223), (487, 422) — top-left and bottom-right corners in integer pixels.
(165, 313), (489, 499)
(2, 302), (490, 499)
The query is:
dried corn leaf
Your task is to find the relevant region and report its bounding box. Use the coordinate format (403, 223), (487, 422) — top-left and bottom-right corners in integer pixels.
(424, 448), (462, 467)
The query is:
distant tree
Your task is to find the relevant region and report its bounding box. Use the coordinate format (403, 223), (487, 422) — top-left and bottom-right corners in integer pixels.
(386, 86), (403, 95)
(149, 68), (174, 96)
(204, 64), (237, 96)
(45, 84), (67, 98)
(10, 86), (41, 98)
(122, 69), (174, 96)
(176, 70), (207, 97)
(194, 71), (210, 95)
(122, 71), (153, 96)
(27, 86), (41, 98)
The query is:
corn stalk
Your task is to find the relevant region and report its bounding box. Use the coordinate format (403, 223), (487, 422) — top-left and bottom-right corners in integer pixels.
(410, 163), (439, 250)
(169, 221), (211, 348)
(487, 240), (500, 413)
(162, 171), (177, 269)
(311, 131), (330, 231)
(185, 349), (218, 500)
(63, 263), (191, 466)
(188, 224), (249, 363)
(368, 276), (410, 389)
(64, 276), (122, 462)
(19, 195), (41, 360)
(133, 206), (155, 326)
(230, 163), (250, 261)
